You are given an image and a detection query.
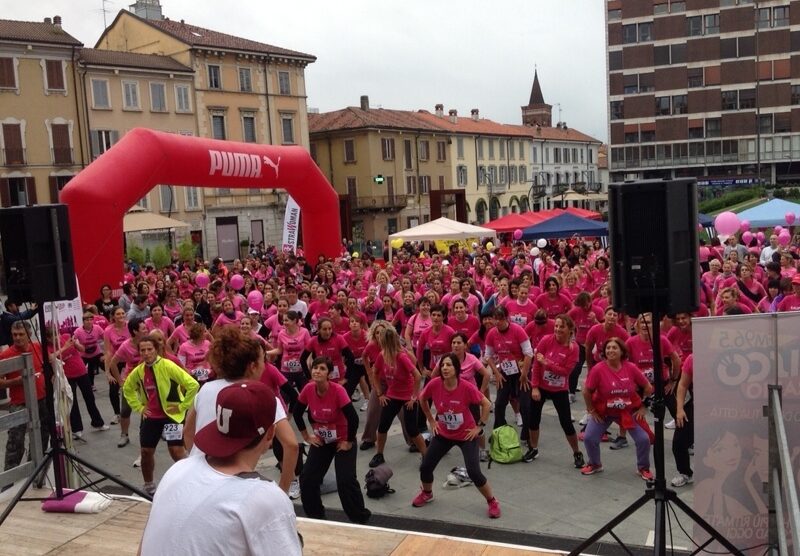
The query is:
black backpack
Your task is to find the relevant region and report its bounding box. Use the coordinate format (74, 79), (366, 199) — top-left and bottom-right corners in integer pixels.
(364, 463), (395, 499)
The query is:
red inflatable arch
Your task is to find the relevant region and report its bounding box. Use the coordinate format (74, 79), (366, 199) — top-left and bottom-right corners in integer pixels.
(61, 128), (340, 301)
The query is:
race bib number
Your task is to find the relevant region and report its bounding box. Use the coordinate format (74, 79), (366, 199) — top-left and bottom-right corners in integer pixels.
(162, 423), (183, 441)
(643, 368), (654, 383)
(543, 370), (566, 388)
(499, 360), (520, 375)
(509, 314), (526, 326)
(354, 357), (364, 366)
(437, 411), (465, 431)
(331, 365), (340, 380)
(285, 359), (302, 373)
(192, 368), (210, 382)
(606, 397), (632, 410)
(314, 426), (338, 444)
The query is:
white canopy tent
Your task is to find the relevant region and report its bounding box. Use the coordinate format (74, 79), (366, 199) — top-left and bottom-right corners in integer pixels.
(387, 217), (496, 261)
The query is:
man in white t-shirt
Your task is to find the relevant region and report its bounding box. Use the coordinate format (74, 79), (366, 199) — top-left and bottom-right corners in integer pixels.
(140, 381), (302, 556)
(286, 285), (308, 318)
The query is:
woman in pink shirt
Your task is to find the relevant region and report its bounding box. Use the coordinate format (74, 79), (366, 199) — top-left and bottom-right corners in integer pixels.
(73, 311), (105, 386)
(303, 318), (352, 384)
(263, 298), (289, 345)
(103, 307), (130, 423)
(178, 323), (213, 384)
(145, 303), (175, 337)
(585, 307), (630, 368)
(504, 282), (538, 327)
(404, 297), (433, 352)
(369, 327), (426, 468)
(524, 310), (555, 351)
(211, 299), (245, 334)
(534, 277), (573, 320)
(416, 354), (499, 518)
(162, 290), (183, 322)
(266, 310), (312, 392)
(527, 315), (583, 467)
(239, 315), (267, 351)
(567, 292), (603, 398)
(448, 299), (479, 339)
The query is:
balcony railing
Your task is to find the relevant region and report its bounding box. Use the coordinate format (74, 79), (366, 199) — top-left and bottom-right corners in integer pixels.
(2, 147), (25, 166)
(352, 195), (408, 212)
(52, 147), (73, 165)
(487, 182), (507, 194)
(529, 185), (547, 198)
(611, 148), (800, 171)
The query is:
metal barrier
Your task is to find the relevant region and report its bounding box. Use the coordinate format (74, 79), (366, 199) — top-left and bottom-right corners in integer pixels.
(0, 353), (44, 488)
(767, 385), (800, 556)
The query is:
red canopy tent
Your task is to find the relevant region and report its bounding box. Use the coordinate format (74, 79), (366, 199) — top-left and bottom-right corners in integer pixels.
(483, 212), (545, 233)
(564, 207), (602, 220)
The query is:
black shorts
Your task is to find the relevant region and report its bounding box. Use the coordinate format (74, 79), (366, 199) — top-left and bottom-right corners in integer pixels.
(140, 417), (184, 448)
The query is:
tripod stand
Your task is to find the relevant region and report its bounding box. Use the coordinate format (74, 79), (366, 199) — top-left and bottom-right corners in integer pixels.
(0, 308), (151, 528)
(568, 309), (743, 556)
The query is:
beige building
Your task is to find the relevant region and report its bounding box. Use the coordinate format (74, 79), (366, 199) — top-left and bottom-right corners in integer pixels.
(96, 1), (316, 260)
(76, 47), (200, 252)
(0, 17), (85, 207)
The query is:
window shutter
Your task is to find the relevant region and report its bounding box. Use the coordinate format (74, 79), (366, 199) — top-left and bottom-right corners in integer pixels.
(90, 130), (100, 158)
(0, 58), (14, 88)
(25, 177), (37, 204)
(46, 60), (64, 90)
(110, 130), (119, 144)
(0, 179), (9, 207)
(49, 176), (59, 203)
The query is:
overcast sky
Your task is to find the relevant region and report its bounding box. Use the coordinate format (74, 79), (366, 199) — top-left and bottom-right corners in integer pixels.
(7, 0), (609, 141)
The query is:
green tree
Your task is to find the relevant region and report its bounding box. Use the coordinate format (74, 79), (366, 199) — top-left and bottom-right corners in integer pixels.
(177, 239), (197, 263)
(152, 245), (171, 269)
(126, 245), (145, 266)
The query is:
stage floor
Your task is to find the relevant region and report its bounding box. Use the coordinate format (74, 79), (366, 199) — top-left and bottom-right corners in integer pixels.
(0, 492), (562, 556)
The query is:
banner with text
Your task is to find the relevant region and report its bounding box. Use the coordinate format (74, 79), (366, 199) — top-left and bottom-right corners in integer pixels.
(692, 314), (799, 553)
(281, 195), (301, 253)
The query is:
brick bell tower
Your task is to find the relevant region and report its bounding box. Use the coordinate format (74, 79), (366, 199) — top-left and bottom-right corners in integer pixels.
(521, 69), (552, 127)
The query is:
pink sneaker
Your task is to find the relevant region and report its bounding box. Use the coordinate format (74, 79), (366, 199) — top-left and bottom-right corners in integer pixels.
(487, 497), (501, 519)
(580, 463), (603, 476)
(412, 489), (434, 507)
(638, 468), (654, 481)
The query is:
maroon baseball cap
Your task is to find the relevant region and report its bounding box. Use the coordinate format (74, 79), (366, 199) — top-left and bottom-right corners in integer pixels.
(195, 381), (276, 458)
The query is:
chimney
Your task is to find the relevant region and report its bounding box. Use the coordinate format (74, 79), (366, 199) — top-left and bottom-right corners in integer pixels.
(448, 109), (458, 124)
(536, 125), (542, 136)
(360, 95), (369, 110)
(44, 17), (52, 24)
(435, 104), (444, 117)
(471, 108), (479, 122)
(562, 122), (568, 130)
(53, 15), (62, 28)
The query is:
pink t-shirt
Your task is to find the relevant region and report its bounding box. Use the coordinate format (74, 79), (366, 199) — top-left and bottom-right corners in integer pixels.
(103, 324), (130, 355)
(263, 314), (285, 340)
(407, 313), (433, 349)
(374, 352), (417, 400)
(73, 325), (104, 359)
(178, 339), (212, 382)
(568, 306), (603, 343)
(168, 324), (191, 347)
(448, 314), (479, 340)
(625, 334), (675, 384)
(531, 334), (579, 392)
(448, 294), (480, 315)
(534, 293), (573, 320)
(666, 326), (693, 362)
(504, 298), (538, 327)
(585, 323), (630, 365)
(416, 324), (456, 370)
(277, 328), (311, 374)
(585, 360), (649, 409)
(214, 311), (245, 328)
(343, 331), (368, 362)
(420, 377), (483, 441)
(458, 353), (483, 387)
(362, 341), (381, 366)
(298, 381), (351, 443)
(113, 339), (141, 380)
(52, 334), (87, 379)
(777, 294), (800, 312)
(485, 322), (531, 374)
(306, 334), (348, 380)
(145, 317), (175, 337)
(524, 320), (555, 351)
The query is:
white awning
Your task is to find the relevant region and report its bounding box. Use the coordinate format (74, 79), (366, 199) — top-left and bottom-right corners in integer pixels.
(123, 210), (189, 233)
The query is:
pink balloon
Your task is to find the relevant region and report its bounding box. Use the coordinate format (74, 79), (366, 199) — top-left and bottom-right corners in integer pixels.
(513, 228), (523, 240)
(774, 226), (783, 235)
(757, 232), (765, 243)
(740, 220), (750, 232)
(229, 274), (244, 290)
(194, 273), (209, 288)
(786, 212), (796, 225)
(742, 231), (753, 245)
(697, 223), (703, 231)
(247, 290), (264, 311)
(714, 211), (741, 236)
(778, 232), (791, 246)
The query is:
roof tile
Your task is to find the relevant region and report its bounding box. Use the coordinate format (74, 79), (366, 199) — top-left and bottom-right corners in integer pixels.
(0, 19), (82, 46)
(79, 48), (192, 72)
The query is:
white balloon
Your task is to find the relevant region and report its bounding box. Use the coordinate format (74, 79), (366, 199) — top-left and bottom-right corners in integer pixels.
(442, 260), (450, 266)
(530, 247), (540, 257)
(471, 242), (478, 249)
(536, 238), (547, 249)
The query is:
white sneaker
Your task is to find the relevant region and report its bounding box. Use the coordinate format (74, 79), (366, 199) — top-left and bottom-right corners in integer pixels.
(110, 415), (120, 425)
(670, 473), (693, 487)
(133, 455), (141, 468)
(288, 479), (300, 500)
(515, 413), (523, 427)
(351, 390), (362, 402)
(568, 393), (576, 404)
(665, 419), (676, 429)
(360, 401), (369, 412)
(578, 412), (589, 426)
(93, 424), (110, 431)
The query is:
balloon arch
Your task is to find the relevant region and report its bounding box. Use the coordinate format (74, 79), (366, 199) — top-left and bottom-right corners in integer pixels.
(61, 128), (341, 301)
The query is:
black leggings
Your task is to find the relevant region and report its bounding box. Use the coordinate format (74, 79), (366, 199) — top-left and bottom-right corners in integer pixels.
(671, 399), (694, 476)
(300, 443), (370, 524)
(283, 372), (309, 411)
(528, 389), (576, 436)
(274, 436), (304, 477)
(344, 364), (366, 398)
(419, 435), (486, 488)
(569, 345), (586, 394)
(378, 398), (420, 437)
(494, 372), (529, 430)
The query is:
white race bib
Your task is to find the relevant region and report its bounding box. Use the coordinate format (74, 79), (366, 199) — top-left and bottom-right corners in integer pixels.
(437, 411), (465, 431)
(285, 359), (302, 373)
(509, 314), (526, 326)
(331, 365), (340, 380)
(606, 397), (632, 410)
(162, 423), (183, 441)
(354, 357), (364, 366)
(192, 367), (210, 382)
(643, 368), (654, 383)
(499, 359), (520, 375)
(314, 426), (338, 444)
(543, 370), (566, 388)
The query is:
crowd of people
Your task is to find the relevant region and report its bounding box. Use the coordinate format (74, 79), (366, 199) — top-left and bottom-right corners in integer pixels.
(0, 227), (799, 551)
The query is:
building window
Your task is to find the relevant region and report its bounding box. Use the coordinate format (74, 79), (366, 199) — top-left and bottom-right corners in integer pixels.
(609, 51), (623, 71)
(280, 113), (294, 144)
(759, 114), (773, 134)
(122, 80), (140, 110)
(687, 16), (703, 36)
(509, 165), (518, 183)
(175, 84), (192, 112)
(436, 141), (447, 161)
(671, 1), (685, 13)
(610, 101), (624, 120)
(488, 166), (497, 185)
(672, 95), (688, 115)
(508, 142), (515, 160)
(654, 45), (670, 66)
(623, 74), (638, 94)
(738, 89), (756, 109)
(51, 123), (71, 164)
(487, 140), (495, 159)
(622, 24), (637, 44)
(671, 44), (686, 64)
(346, 177), (357, 200)
(211, 113), (226, 140)
(704, 14), (719, 34)
(519, 165), (527, 183)
(519, 141), (525, 160)
(159, 185), (176, 213)
(775, 113), (791, 133)
(238, 67), (252, 92)
(721, 90), (738, 110)
(185, 187), (201, 210)
(207, 65), (222, 89)
(654, 3), (668, 15)
(757, 7), (771, 29)
(476, 138), (484, 159)
(706, 118), (721, 138)
(553, 148), (561, 163)
(89, 129), (118, 158)
(405, 175), (417, 194)
(478, 165), (486, 185)
(1, 123), (24, 165)
(625, 132), (639, 144)
(792, 85), (800, 105)
(774, 6), (789, 27)
(149, 82), (167, 112)
(7, 177), (29, 206)
(419, 140), (430, 161)
(499, 165), (507, 184)
(45, 60), (64, 91)
(656, 96), (671, 116)
(689, 142), (704, 157)
(639, 73), (654, 92)
(687, 68), (703, 88)
(381, 138), (395, 160)
(91, 79), (110, 108)
(403, 139), (412, 168)
(419, 176), (430, 194)
(641, 130), (655, 142)
(688, 126), (704, 139)
(278, 71), (291, 95)
(344, 139), (356, 163)
(456, 137), (464, 159)
(457, 165), (468, 187)
(608, 9), (621, 20)
(242, 113), (257, 143)
(438, 175), (445, 189)
(499, 142), (505, 160)
(638, 22), (652, 42)
(0, 57), (16, 89)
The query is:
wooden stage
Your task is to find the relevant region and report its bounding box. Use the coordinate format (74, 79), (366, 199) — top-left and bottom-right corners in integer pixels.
(0, 491), (563, 556)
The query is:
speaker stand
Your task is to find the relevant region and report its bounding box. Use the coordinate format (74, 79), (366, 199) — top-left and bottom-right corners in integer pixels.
(568, 310), (743, 556)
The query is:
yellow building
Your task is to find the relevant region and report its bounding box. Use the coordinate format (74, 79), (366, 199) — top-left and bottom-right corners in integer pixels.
(76, 47), (200, 252)
(96, 2), (316, 260)
(0, 16), (85, 207)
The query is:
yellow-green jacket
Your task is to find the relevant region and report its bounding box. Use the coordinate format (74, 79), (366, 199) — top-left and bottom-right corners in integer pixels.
(123, 357), (199, 423)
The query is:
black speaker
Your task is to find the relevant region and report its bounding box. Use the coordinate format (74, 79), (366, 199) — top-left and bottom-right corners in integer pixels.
(608, 179), (699, 316)
(0, 204), (77, 303)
